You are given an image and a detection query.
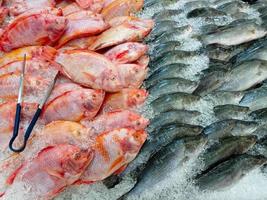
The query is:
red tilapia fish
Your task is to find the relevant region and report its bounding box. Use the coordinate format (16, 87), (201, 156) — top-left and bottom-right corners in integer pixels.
(79, 128), (147, 182)
(90, 18), (154, 50)
(104, 42), (148, 64)
(0, 46), (57, 68)
(56, 10), (108, 48)
(100, 88), (148, 113)
(3, 144), (93, 200)
(4, 0), (56, 16)
(0, 7), (8, 25)
(101, 0), (144, 21)
(42, 88), (105, 123)
(81, 110), (149, 135)
(0, 102), (37, 152)
(55, 49), (123, 92)
(0, 59), (58, 102)
(117, 63), (148, 89)
(0, 9), (67, 52)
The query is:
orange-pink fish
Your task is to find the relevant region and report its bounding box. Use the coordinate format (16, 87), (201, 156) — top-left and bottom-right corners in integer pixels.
(0, 9), (67, 52)
(4, 0), (56, 16)
(79, 128), (147, 182)
(3, 144), (93, 199)
(81, 110), (149, 135)
(101, 0), (144, 21)
(100, 88), (148, 113)
(42, 88), (105, 123)
(90, 18), (154, 50)
(104, 42), (148, 64)
(56, 10), (108, 48)
(55, 49), (123, 92)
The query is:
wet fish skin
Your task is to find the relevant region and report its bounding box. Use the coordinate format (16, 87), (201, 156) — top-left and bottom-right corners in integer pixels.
(204, 43), (251, 62)
(150, 50), (199, 70)
(217, 59), (267, 92)
(214, 104), (250, 120)
(193, 71), (226, 96)
(148, 109), (201, 132)
(204, 119), (258, 139)
(153, 26), (193, 44)
(187, 7), (226, 18)
(148, 78), (199, 98)
(121, 135), (207, 199)
(151, 92), (201, 114)
(217, 1), (249, 14)
(195, 154), (267, 191)
(147, 63), (189, 82)
(202, 22), (267, 46)
(203, 91), (245, 106)
(230, 38), (267, 65)
(250, 108), (267, 121)
(239, 84), (267, 111)
(184, 1), (209, 11)
(152, 9), (183, 21)
(144, 0), (177, 8)
(150, 20), (181, 40)
(151, 41), (182, 58)
(199, 136), (257, 173)
(103, 123), (203, 188)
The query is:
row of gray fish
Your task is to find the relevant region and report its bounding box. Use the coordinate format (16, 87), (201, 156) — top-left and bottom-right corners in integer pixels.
(104, 0), (267, 199)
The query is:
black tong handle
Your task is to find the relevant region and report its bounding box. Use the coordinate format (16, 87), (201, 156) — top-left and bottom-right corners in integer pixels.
(9, 106), (42, 153)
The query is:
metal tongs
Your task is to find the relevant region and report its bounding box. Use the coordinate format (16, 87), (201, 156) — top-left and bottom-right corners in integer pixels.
(9, 54), (56, 153)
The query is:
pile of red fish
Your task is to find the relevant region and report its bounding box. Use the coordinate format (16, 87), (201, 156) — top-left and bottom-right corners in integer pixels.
(0, 0), (153, 199)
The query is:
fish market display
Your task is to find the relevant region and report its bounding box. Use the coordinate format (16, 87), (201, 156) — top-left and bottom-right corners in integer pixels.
(0, 0), (151, 199)
(1, 0), (267, 200)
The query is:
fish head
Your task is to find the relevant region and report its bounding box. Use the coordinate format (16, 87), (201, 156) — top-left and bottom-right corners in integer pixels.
(45, 15), (68, 42)
(61, 146), (94, 176)
(127, 89), (148, 107)
(119, 129), (147, 156)
(127, 111), (149, 130)
(82, 89), (105, 112)
(120, 64), (148, 88)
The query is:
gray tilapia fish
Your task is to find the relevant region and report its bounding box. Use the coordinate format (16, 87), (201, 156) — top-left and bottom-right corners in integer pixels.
(151, 92), (201, 114)
(203, 119), (258, 139)
(202, 22), (267, 46)
(214, 104), (250, 120)
(204, 43), (251, 62)
(249, 137), (267, 158)
(199, 136), (256, 173)
(252, 0), (267, 10)
(151, 41), (182, 58)
(200, 24), (220, 35)
(184, 1), (209, 11)
(150, 20), (182, 40)
(187, 7), (226, 18)
(148, 109), (201, 132)
(150, 50), (199, 71)
(250, 108), (267, 121)
(121, 136), (207, 199)
(217, 59), (267, 92)
(240, 85), (267, 111)
(203, 91), (245, 106)
(217, 1), (249, 14)
(148, 78), (199, 98)
(195, 154), (267, 191)
(193, 71), (226, 96)
(103, 123), (203, 188)
(153, 26), (193, 44)
(152, 9), (183, 21)
(229, 37), (267, 65)
(144, 0), (177, 8)
(253, 124), (267, 138)
(147, 63), (190, 80)
(259, 6), (267, 17)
